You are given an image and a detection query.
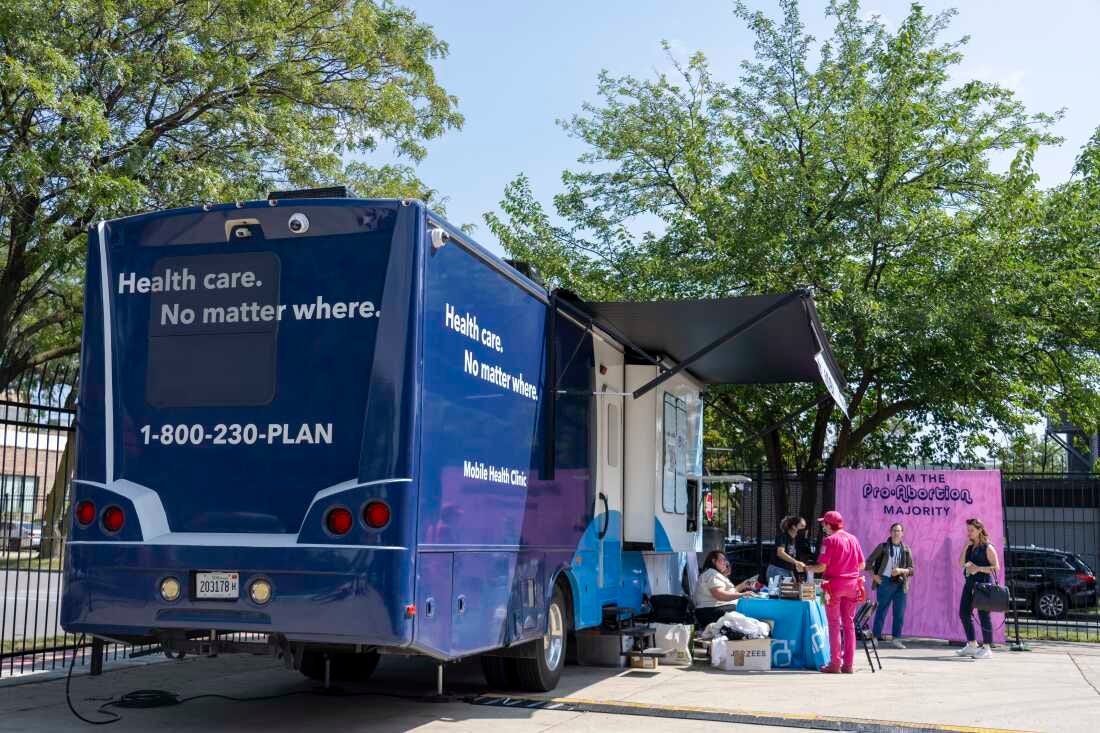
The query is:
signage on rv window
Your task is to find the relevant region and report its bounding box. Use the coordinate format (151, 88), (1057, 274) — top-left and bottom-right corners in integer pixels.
(662, 393), (689, 514)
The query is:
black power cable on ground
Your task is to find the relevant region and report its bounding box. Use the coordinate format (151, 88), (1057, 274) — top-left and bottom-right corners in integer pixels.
(65, 636), (436, 726)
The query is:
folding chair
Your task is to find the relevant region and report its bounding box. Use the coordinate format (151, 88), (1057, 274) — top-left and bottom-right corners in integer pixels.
(853, 601), (882, 672)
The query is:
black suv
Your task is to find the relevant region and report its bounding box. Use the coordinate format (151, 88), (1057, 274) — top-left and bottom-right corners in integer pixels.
(1005, 545), (1097, 620)
(725, 541), (772, 584)
(725, 539), (818, 584)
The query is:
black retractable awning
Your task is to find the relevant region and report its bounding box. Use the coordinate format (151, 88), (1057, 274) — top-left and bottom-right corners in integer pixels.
(577, 290), (848, 414)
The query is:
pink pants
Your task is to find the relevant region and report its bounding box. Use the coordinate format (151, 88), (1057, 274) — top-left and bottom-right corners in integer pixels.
(825, 580), (860, 670)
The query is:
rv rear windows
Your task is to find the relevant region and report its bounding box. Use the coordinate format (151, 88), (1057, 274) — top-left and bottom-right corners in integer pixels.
(662, 393), (689, 514)
(145, 252), (280, 407)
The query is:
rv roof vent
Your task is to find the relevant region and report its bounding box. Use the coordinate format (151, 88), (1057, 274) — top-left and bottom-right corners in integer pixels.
(504, 259), (545, 286)
(268, 186), (349, 201)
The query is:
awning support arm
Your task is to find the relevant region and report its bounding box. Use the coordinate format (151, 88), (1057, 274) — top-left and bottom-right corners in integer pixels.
(631, 289), (807, 400)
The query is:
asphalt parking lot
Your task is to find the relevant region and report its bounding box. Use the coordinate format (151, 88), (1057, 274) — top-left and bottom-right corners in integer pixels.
(1, 640), (1098, 732)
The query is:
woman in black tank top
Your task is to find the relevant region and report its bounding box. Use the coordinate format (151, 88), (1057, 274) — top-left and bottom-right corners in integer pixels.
(956, 518), (1000, 658)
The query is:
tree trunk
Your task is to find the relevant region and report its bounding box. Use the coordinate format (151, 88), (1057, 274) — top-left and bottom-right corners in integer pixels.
(797, 469), (819, 524)
(38, 388), (78, 559)
(763, 429), (789, 518)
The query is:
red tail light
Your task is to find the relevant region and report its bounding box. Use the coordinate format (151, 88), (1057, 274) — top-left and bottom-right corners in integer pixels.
(325, 506), (353, 535)
(75, 500), (96, 527)
(363, 501), (391, 529)
(102, 505), (125, 533)
(1075, 572), (1095, 584)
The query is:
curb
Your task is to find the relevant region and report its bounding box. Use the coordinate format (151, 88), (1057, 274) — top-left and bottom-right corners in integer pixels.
(468, 694), (1038, 733)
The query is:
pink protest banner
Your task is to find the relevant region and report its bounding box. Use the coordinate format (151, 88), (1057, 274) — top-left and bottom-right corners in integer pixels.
(835, 468), (1004, 643)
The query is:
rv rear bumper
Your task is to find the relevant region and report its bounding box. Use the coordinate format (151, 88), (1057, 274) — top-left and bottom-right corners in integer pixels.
(61, 542), (414, 647)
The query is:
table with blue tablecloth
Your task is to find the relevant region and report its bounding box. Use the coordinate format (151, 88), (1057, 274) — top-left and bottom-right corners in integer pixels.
(736, 597), (830, 670)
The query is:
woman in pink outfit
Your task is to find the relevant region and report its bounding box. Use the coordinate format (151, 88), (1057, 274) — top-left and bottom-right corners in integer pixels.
(803, 510), (865, 674)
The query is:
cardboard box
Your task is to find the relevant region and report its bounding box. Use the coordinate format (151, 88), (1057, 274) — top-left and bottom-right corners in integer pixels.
(712, 637), (772, 671)
(628, 648), (665, 670)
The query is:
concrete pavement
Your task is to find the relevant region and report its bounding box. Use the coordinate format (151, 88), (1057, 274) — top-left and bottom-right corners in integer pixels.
(0, 639), (1097, 732)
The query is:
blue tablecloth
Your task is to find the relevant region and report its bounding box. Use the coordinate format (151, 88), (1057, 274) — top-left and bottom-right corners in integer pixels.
(737, 597), (830, 670)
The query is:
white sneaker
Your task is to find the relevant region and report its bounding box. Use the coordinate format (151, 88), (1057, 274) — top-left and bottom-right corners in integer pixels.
(973, 646), (993, 659)
(955, 644), (977, 657)
(890, 639), (906, 650)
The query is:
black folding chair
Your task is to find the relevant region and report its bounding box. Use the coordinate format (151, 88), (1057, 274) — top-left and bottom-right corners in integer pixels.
(854, 601), (882, 672)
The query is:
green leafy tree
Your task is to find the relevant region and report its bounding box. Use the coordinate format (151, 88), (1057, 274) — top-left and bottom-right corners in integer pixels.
(0, 0), (461, 387)
(487, 0), (1100, 515)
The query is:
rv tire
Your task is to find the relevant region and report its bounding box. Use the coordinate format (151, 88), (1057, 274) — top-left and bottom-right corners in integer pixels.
(299, 649), (380, 682)
(480, 655), (517, 689)
(515, 585), (568, 691)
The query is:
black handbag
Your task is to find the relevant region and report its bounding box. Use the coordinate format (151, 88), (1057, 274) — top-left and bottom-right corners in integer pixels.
(972, 572), (1010, 613)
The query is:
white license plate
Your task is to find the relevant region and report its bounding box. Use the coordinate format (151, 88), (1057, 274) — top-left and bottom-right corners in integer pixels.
(196, 572), (239, 599)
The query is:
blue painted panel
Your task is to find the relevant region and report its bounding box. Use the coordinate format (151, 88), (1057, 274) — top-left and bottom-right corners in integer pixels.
(63, 542), (415, 646)
(451, 551), (515, 654)
(414, 552), (452, 655)
(619, 550), (648, 611)
(77, 229), (107, 485)
(416, 236), (593, 553)
(655, 517), (674, 552)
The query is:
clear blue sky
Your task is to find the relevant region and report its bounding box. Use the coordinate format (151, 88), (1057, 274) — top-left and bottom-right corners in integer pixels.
(392, 0), (1100, 255)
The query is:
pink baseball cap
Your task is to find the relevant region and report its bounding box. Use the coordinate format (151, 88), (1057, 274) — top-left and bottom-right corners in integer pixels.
(818, 510), (844, 528)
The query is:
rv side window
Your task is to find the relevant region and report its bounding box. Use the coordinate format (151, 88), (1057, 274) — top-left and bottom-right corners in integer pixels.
(661, 393), (688, 514)
(607, 403), (620, 468)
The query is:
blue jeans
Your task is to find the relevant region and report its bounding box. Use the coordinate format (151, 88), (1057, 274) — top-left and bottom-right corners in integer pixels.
(872, 579), (908, 639)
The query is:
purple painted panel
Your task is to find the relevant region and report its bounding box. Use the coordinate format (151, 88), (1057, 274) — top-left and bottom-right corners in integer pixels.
(836, 468), (1005, 642)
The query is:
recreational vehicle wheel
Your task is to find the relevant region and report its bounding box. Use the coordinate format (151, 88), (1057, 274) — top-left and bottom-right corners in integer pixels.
(514, 586), (568, 691)
(298, 649), (380, 682)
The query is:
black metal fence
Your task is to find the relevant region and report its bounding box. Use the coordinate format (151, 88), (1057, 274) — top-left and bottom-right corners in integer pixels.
(0, 362), (104, 678)
(1002, 474), (1100, 642)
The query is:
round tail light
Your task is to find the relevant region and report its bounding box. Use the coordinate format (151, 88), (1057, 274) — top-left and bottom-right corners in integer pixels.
(249, 578), (273, 605)
(102, 505), (125, 533)
(75, 500), (96, 527)
(159, 577), (181, 602)
(325, 506), (353, 535)
(363, 500), (391, 529)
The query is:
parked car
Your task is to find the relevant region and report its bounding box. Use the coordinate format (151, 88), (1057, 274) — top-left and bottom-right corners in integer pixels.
(1005, 545), (1097, 620)
(2, 521), (41, 551)
(21, 522), (42, 549)
(725, 541), (773, 584)
(725, 537), (820, 585)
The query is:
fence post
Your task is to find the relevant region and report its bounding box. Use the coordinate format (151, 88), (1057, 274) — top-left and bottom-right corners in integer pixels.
(999, 473), (1028, 652)
(755, 464), (764, 580)
(90, 636), (104, 675)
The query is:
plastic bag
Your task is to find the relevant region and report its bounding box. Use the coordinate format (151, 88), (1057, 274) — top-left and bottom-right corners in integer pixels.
(654, 623), (693, 665)
(719, 610), (771, 639)
(710, 637), (730, 668)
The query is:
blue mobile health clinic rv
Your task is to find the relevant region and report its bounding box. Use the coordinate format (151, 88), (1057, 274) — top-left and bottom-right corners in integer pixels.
(62, 191), (846, 691)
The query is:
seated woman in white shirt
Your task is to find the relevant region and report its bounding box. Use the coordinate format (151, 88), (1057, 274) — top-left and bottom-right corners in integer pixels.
(693, 550), (760, 626)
